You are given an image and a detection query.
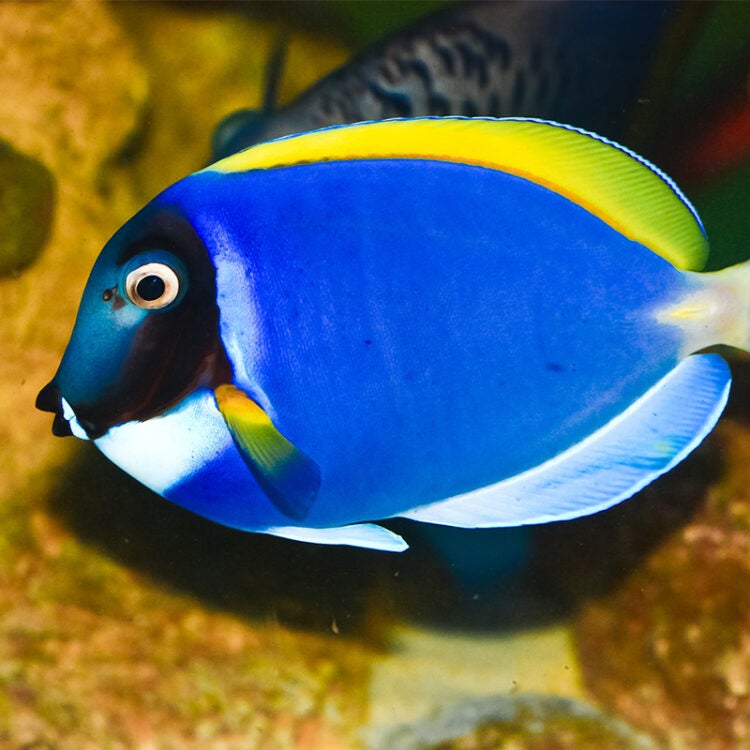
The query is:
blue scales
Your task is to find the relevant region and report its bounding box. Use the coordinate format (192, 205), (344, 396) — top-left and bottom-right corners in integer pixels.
(37, 118), (750, 551)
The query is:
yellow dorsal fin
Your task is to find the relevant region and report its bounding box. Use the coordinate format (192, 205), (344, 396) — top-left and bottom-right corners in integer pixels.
(207, 117), (708, 271)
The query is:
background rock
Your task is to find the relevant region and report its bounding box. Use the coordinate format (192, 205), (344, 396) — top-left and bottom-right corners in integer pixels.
(575, 361), (750, 750)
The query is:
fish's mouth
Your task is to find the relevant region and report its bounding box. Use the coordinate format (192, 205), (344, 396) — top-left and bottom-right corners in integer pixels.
(36, 382), (90, 440)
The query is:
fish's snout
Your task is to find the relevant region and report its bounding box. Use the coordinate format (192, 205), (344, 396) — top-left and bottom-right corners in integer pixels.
(36, 381), (73, 437)
(36, 381), (60, 413)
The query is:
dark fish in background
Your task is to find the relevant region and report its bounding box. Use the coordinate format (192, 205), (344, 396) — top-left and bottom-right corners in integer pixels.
(651, 1), (750, 271)
(211, 0), (693, 161)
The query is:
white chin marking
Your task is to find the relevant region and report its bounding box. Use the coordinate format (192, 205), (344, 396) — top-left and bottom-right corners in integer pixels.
(61, 397), (90, 441)
(93, 389), (233, 496)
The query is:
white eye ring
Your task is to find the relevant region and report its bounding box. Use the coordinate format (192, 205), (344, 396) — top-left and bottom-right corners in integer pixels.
(125, 262), (180, 310)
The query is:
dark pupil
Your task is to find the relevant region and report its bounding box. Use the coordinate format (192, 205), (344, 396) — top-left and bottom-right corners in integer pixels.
(136, 274), (166, 301)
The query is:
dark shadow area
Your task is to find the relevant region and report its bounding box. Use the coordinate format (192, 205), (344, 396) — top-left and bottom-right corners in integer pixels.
(45, 389), (726, 637)
(380, 427), (721, 632)
(530, 357), (750, 610)
(380, 368), (744, 632)
(530, 432), (722, 606)
(46, 448), (393, 639)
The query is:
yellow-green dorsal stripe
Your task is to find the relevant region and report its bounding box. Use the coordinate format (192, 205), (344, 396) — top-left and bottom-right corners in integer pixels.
(207, 117), (709, 271)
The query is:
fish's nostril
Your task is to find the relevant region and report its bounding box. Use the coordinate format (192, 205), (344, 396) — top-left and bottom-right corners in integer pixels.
(36, 381), (62, 414)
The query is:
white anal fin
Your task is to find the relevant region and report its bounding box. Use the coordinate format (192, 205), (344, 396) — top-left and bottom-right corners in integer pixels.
(403, 353), (731, 528)
(267, 523), (409, 552)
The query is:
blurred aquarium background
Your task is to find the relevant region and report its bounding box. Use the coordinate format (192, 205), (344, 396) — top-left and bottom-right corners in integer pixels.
(0, 1), (749, 747)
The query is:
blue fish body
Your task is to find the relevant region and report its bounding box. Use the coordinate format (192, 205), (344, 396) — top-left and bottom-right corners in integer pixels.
(157, 160), (681, 527)
(38, 118), (748, 551)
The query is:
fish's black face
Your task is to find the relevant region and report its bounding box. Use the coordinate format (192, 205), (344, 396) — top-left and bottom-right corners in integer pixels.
(37, 206), (232, 440)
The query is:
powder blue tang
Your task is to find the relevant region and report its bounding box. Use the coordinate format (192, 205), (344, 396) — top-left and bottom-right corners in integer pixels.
(37, 118), (750, 551)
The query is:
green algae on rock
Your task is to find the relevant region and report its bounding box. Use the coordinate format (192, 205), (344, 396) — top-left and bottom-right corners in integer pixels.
(0, 141), (54, 276)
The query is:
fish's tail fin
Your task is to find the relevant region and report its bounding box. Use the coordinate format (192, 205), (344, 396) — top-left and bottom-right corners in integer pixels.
(663, 261), (750, 355)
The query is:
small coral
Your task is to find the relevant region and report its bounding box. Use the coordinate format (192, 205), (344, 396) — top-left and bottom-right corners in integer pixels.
(373, 693), (662, 750)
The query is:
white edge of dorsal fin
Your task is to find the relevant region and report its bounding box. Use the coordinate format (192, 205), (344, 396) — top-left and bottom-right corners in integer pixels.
(266, 522), (409, 552)
(401, 353), (731, 528)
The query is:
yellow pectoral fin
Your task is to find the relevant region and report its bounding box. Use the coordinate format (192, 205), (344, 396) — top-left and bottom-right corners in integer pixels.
(215, 385), (320, 520)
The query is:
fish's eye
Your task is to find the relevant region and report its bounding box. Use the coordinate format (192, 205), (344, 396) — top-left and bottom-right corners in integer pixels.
(125, 262), (180, 310)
